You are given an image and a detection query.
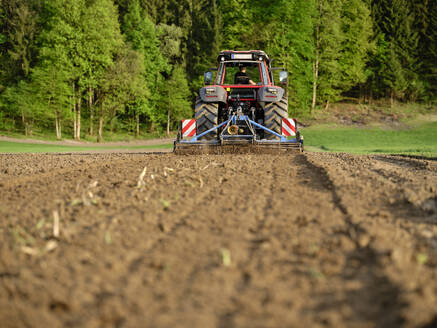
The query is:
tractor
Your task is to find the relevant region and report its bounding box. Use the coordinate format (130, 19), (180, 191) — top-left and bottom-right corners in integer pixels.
(174, 50), (303, 154)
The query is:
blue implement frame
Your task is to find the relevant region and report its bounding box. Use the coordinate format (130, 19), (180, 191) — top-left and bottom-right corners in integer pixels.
(178, 113), (302, 146)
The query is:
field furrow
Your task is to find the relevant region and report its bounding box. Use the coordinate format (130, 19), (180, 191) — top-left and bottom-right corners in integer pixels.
(0, 152), (436, 327)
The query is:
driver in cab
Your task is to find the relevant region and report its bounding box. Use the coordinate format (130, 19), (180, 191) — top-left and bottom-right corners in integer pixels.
(234, 66), (256, 85)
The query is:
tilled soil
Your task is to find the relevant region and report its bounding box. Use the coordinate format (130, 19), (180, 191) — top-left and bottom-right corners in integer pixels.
(0, 152), (436, 328)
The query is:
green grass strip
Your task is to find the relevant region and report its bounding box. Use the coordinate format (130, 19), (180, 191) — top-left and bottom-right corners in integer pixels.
(0, 141), (173, 153)
(2, 121), (436, 158)
(304, 121), (437, 158)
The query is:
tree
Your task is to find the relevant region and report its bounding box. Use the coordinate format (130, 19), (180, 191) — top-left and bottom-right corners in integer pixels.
(2, 0), (39, 79)
(153, 23), (188, 131)
(370, 0), (422, 102)
(157, 23), (184, 65)
(312, 0), (343, 110)
(38, 0), (86, 139)
(0, 0), (433, 139)
(98, 48), (145, 142)
(424, 1), (437, 102)
(263, 0), (316, 115)
(0, 5), (8, 91)
(82, 0), (124, 137)
(412, 0), (437, 102)
(219, 0), (252, 50)
(1, 80), (47, 136)
(38, 0), (124, 139)
(165, 65), (191, 135)
(187, 0), (222, 93)
(338, 0), (373, 98)
(30, 62), (71, 140)
(0, 0), (41, 134)
(123, 0), (166, 136)
(312, 0), (373, 109)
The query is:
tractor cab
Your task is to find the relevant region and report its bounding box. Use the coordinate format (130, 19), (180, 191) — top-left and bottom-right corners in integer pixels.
(204, 51), (272, 87)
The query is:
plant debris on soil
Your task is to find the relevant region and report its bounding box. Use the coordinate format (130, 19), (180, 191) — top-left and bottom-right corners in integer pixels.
(0, 152), (437, 327)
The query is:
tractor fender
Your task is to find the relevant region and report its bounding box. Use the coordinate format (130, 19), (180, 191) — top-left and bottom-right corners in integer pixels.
(199, 86), (227, 103)
(257, 86), (285, 103)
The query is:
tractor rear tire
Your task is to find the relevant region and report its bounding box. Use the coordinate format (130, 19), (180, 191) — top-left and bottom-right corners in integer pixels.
(264, 95), (288, 140)
(194, 97), (218, 140)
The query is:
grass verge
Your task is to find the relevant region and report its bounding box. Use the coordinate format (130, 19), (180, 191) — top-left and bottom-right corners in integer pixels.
(0, 141), (173, 153)
(304, 121), (437, 158)
(2, 118), (436, 158)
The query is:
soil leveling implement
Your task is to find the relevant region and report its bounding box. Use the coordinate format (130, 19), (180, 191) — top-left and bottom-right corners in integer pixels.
(174, 50), (303, 155)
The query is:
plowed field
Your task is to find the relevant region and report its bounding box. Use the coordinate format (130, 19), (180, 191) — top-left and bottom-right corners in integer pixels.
(1, 152), (436, 327)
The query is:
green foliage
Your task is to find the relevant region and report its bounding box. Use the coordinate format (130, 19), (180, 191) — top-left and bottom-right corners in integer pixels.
(0, 5), (5, 47)
(1, 80), (49, 131)
(82, 0), (123, 89)
(370, 0), (424, 101)
(338, 0), (373, 90)
(157, 23), (184, 65)
(38, 0), (84, 80)
(417, 0), (437, 103)
(315, 0), (343, 103)
(167, 65), (191, 126)
(3, 1), (39, 79)
(187, 0), (222, 93)
(100, 48), (146, 118)
(30, 63), (72, 121)
(314, 0), (372, 105)
(220, 0), (252, 50)
(0, 0), (435, 139)
(122, 0), (166, 126)
(264, 0), (316, 115)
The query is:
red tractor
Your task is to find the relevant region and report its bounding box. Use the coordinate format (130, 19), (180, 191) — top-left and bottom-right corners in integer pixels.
(174, 50), (303, 154)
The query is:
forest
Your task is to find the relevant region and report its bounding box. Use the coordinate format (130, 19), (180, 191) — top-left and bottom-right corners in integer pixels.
(0, 0), (435, 141)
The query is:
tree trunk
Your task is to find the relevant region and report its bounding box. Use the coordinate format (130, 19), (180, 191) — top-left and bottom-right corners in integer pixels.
(166, 107), (170, 136)
(89, 87), (94, 136)
(390, 90), (394, 108)
(72, 83), (77, 139)
(311, 59), (319, 113)
(98, 110), (103, 143)
(73, 108), (77, 139)
(136, 111), (140, 138)
(55, 102), (62, 141)
(21, 109), (27, 136)
(77, 95), (81, 140)
(110, 114), (116, 133)
(59, 118), (62, 140)
(55, 115), (61, 140)
(312, 17), (320, 114)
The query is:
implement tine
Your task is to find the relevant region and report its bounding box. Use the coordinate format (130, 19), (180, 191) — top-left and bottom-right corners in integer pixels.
(173, 143), (302, 155)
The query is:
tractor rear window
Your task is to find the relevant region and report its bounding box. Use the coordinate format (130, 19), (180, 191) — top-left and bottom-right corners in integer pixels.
(222, 63), (261, 85)
(229, 88), (256, 99)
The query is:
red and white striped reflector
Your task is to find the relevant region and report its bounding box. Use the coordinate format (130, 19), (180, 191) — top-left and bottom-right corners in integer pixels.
(282, 118), (296, 137)
(181, 119), (196, 137)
